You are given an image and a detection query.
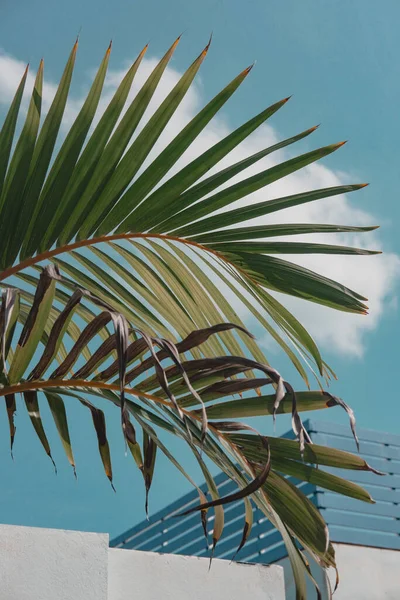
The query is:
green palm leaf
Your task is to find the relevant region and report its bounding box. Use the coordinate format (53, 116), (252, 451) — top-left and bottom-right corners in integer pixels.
(0, 61), (43, 268)
(0, 64), (29, 200)
(0, 41), (373, 379)
(0, 39), (381, 597)
(22, 42), (112, 259)
(11, 42), (78, 264)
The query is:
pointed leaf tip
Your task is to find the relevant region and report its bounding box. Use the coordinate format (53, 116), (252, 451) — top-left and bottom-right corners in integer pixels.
(358, 183), (369, 189)
(200, 34), (213, 59)
(173, 35), (182, 48)
(242, 63), (255, 76)
(107, 40), (112, 52)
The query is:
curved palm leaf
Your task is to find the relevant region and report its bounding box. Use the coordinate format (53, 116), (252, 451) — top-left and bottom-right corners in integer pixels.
(0, 39), (380, 598)
(0, 272), (377, 598)
(0, 39), (376, 385)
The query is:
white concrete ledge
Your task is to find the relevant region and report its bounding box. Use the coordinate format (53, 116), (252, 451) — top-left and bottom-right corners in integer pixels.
(0, 524), (285, 600)
(0, 524), (109, 600)
(108, 547), (285, 600)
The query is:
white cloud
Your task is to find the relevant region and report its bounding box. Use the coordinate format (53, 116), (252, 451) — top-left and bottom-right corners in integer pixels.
(0, 50), (81, 127)
(1, 48), (399, 358)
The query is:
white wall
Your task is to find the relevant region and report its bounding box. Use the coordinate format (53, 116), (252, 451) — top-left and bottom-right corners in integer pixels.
(279, 543), (400, 600)
(0, 524), (285, 600)
(0, 524), (109, 600)
(3, 523), (398, 599)
(331, 544), (400, 600)
(108, 547), (285, 600)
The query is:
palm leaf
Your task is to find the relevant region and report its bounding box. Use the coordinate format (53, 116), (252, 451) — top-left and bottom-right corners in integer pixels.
(22, 43), (112, 259)
(0, 39), (380, 597)
(0, 64), (29, 200)
(0, 271), (377, 585)
(0, 61), (43, 268)
(0, 42), (373, 368)
(10, 42), (78, 264)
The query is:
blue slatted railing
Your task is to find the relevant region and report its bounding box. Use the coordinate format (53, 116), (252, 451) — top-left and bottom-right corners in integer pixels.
(110, 419), (400, 561)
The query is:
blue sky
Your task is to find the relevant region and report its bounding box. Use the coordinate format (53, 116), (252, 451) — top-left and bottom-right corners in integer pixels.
(0, 0), (399, 538)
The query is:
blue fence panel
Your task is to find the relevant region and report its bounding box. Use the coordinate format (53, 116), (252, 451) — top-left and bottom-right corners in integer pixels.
(111, 420), (400, 563)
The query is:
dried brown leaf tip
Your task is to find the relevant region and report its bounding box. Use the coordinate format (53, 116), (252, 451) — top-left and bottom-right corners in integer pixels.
(140, 44), (149, 57)
(171, 35), (182, 51)
(143, 432), (157, 517)
(5, 394), (16, 457)
(242, 63), (255, 76)
(201, 32), (213, 57)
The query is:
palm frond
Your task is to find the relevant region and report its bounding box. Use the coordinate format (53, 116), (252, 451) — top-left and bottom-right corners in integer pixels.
(0, 271), (378, 597)
(0, 39), (381, 598)
(0, 39), (375, 385)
